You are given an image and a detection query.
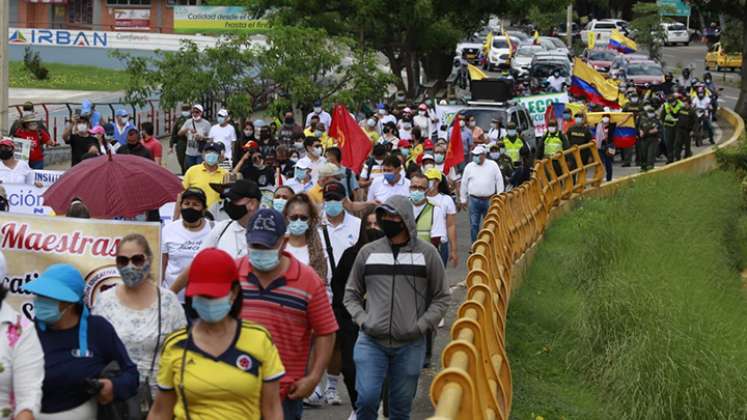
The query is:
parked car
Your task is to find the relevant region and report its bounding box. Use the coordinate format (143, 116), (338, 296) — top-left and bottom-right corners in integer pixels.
(511, 45), (547, 76)
(609, 53), (650, 79)
(580, 20), (620, 46)
(538, 36), (571, 58)
(661, 22), (690, 46)
(621, 60), (665, 87)
(582, 48), (620, 73)
(530, 53), (571, 90)
(705, 42), (742, 72)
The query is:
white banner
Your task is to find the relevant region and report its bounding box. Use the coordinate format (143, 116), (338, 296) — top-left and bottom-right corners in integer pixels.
(516, 93), (569, 137)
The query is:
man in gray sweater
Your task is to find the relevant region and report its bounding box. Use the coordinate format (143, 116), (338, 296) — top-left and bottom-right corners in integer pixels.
(344, 195), (450, 420)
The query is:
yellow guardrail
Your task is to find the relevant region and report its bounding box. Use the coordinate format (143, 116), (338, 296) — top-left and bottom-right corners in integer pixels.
(429, 107), (746, 420)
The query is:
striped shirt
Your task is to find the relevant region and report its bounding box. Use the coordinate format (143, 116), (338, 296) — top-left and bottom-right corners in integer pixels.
(237, 252), (338, 399)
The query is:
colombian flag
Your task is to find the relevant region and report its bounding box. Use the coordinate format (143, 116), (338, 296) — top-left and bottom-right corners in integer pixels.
(570, 58), (622, 109)
(608, 29), (637, 54)
(587, 112), (637, 148)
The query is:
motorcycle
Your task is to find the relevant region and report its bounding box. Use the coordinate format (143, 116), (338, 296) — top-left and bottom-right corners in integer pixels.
(693, 108), (708, 147)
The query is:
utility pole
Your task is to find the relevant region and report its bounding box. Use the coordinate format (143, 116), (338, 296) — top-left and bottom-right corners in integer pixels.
(0, 1), (8, 136)
(566, 3), (573, 47)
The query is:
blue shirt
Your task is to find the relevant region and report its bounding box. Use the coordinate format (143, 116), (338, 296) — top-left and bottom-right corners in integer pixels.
(36, 315), (139, 413)
(112, 122), (135, 145)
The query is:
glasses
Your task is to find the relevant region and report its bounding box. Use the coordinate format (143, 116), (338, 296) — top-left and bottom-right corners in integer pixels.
(288, 215), (309, 222)
(116, 254), (147, 267)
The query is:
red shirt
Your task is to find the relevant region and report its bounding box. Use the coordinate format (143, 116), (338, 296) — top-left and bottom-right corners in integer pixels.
(141, 136), (162, 160)
(14, 128), (50, 162)
(237, 252), (338, 399)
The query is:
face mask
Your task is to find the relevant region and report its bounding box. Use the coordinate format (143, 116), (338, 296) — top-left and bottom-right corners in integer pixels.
(324, 200), (344, 217)
(409, 190), (425, 203)
(575, 117), (584, 124)
(314, 130), (323, 137)
(34, 297), (66, 324)
(423, 163), (435, 171)
(631, 97), (639, 103)
(28, 123), (39, 131)
(507, 129), (517, 136)
(380, 219), (404, 239)
(287, 219), (309, 236)
(378, 109), (387, 116)
(249, 248), (281, 272)
(244, 129), (254, 136)
(647, 112), (657, 118)
(434, 153), (445, 163)
(563, 114), (571, 121)
(366, 228), (385, 242)
(553, 73), (560, 77)
(294, 167), (307, 181)
(313, 107), (322, 114)
(401, 148), (410, 157)
(489, 152), (500, 160)
(0, 150), (13, 160)
(468, 121), (476, 128)
(224, 200), (249, 221)
(384, 173), (397, 184)
(602, 117), (610, 124)
(205, 152), (219, 166)
(548, 126), (557, 133)
(272, 198), (287, 212)
(217, 116), (226, 124)
(285, 117), (294, 125)
(490, 123), (497, 129)
(402, 123), (412, 130)
(181, 111), (191, 117)
(193, 115), (202, 121)
(118, 261), (151, 288)
(121, 117), (130, 124)
(418, 111), (426, 116)
(192, 295), (232, 323)
(367, 119), (376, 127)
(77, 124), (88, 133)
(294, 141), (304, 150)
(181, 207), (203, 224)
(313, 146), (323, 156)
(472, 155), (482, 164)
(698, 94), (704, 99)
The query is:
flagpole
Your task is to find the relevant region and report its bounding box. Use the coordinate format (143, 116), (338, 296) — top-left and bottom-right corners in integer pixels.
(0, 1), (9, 135)
(566, 3), (573, 48)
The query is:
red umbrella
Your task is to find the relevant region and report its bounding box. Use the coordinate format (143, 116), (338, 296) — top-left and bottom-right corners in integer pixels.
(43, 154), (183, 219)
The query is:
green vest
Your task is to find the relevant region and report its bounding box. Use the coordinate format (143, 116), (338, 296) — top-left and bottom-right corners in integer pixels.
(415, 203), (434, 242)
(543, 134), (563, 156)
(502, 136), (523, 162)
(663, 101), (682, 127)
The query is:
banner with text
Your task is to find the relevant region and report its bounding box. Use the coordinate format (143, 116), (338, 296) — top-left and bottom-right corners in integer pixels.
(173, 6), (269, 34)
(0, 213), (161, 319)
(8, 28), (219, 51)
(516, 93), (569, 137)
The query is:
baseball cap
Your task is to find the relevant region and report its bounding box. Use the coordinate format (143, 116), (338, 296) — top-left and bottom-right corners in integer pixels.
(472, 145), (487, 155)
(295, 159), (312, 170)
(89, 125), (105, 136)
(246, 209), (287, 248)
(422, 153), (435, 162)
(127, 127), (139, 135)
(23, 264), (84, 303)
(221, 179), (261, 201)
(318, 163), (340, 178)
(418, 103), (427, 111)
(115, 109), (129, 117)
(423, 139), (434, 150)
(80, 99), (93, 115)
(186, 248), (238, 298)
(204, 142), (222, 153)
(398, 139), (411, 148)
(424, 167), (443, 181)
(192, 104), (204, 113)
(0, 138), (15, 149)
(313, 99), (322, 107)
(217, 109), (229, 117)
(323, 181), (346, 201)
(182, 187), (207, 207)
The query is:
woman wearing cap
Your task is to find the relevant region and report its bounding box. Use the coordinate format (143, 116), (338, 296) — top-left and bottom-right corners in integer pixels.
(0, 252), (45, 420)
(24, 264), (138, 419)
(283, 193), (329, 284)
(93, 234), (187, 402)
(13, 113), (53, 170)
(149, 248), (284, 420)
(0, 138), (43, 187)
(161, 189), (214, 304)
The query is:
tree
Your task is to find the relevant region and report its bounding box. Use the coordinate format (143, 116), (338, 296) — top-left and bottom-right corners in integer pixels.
(688, 0), (747, 119)
(630, 2), (668, 62)
(112, 26), (392, 118)
(248, 0), (501, 99)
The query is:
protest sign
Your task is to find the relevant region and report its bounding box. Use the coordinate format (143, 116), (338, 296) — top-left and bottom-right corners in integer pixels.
(173, 6), (269, 34)
(0, 213), (161, 319)
(516, 93), (569, 137)
(3, 184), (53, 215)
(10, 138), (31, 161)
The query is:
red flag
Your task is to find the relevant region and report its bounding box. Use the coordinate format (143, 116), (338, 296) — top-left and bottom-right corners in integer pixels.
(328, 104), (372, 174)
(443, 114), (465, 175)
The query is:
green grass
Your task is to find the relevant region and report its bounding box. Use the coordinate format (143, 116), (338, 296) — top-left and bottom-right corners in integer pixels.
(9, 61), (126, 91)
(507, 170), (747, 420)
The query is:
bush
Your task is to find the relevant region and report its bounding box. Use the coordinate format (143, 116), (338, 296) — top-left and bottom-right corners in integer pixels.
(23, 46), (48, 80)
(508, 170), (747, 419)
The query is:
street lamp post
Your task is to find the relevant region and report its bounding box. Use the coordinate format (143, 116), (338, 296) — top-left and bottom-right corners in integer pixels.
(0, 1), (8, 135)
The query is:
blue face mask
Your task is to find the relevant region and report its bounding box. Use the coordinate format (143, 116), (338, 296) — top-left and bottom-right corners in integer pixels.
(272, 198), (287, 212)
(409, 190), (425, 203)
(324, 200), (344, 217)
(294, 167), (307, 181)
(217, 116), (226, 124)
(192, 295), (232, 323)
(507, 129), (517, 137)
(287, 219), (309, 236)
(34, 296), (64, 324)
(401, 148), (410, 157)
(472, 155), (482, 164)
(249, 248), (281, 272)
(205, 152), (219, 166)
(384, 173), (397, 184)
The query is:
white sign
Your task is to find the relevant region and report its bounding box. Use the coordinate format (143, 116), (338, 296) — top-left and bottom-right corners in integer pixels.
(114, 9), (151, 31)
(516, 93), (569, 137)
(10, 138), (32, 162)
(4, 184), (54, 215)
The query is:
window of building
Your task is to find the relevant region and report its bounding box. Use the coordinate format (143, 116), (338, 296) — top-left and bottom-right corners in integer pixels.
(166, 0), (201, 5)
(68, 0), (93, 25)
(106, 0), (152, 5)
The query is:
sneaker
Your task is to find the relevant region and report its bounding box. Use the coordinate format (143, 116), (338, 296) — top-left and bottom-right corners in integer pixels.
(325, 388), (342, 405)
(303, 389), (324, 407)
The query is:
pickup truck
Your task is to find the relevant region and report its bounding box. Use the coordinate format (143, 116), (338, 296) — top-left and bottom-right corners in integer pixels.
(705, 42), (742, 72)
(580, 20), (619, 47)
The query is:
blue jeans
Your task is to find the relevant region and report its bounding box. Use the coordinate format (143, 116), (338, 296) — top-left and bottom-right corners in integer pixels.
(468, 196), (490, 243)
(282, 398), (303, 420)
(354, 333), (426, 420)
(600, 150), (613, 181)
(439, 242), (449, 266)
(29, 160), (44, 170)
(184, 155), (203, 170)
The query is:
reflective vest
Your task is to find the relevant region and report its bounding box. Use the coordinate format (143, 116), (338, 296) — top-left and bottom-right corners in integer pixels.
(415, 203), (434, 242)
(663, 101), (682, 127)
(502, 136), (523, 162)
(543, 134), (563, 157)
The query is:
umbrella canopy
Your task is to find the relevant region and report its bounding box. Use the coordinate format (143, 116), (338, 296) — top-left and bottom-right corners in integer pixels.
(43, 154), (183, 219)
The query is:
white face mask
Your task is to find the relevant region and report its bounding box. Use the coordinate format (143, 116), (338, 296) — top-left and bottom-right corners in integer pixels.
(181, 111), (190, 117)
(367, 119), (376, 127)
(77, 123), (88, 133)
(193, 114), (202, 121)
(647, 112), (657, 118)
(468, 121), (476, 128)
(418, 111), (426, 116)
(602, 117), (610, 124)
(314, 107), (322, 114)
(548, 126), (557, 133)
(490, 123), (497, 129)
(378, 109), (387, 116)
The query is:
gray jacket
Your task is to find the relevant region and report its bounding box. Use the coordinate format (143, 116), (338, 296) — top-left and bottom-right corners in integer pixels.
(344, 195), (451, 348)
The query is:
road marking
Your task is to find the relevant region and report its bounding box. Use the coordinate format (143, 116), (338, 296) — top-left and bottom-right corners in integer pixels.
(724, 95), (739, 101)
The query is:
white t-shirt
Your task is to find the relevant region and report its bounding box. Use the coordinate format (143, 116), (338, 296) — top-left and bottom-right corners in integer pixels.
(0, 160), (34, 185)
(413, 202), (447, 241)
(360, 160), (386, 181)
(161, 220), (213, 301)
(286, 242), (332, 283)
(428, 194), (456, 244)
(296, 156), (327, 183)
(319, 212), (361, 266)
(367, 174), (411, 203)
(436, 163), (461, 182)
(208, 124), (237, 160)
(199, 219), (248, 258)
(92, 286), (187, 394)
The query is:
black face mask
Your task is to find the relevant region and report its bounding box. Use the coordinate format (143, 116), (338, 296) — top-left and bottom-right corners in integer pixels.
(224, 200), (249, 221)
(180, 207), (203, 224)
(284, 117), (294, 125)
(380, 219), (405, 239)
(0, 150), (13, 160)
(365, 228), (385, 243)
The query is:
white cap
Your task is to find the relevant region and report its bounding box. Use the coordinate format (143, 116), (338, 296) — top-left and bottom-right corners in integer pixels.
(318, 162), (340, 178)
(472, 145), (487, 155)
(422, 153), (435, 161)
(295, 159), (312, 170)
(217, 109), (228, 117)
(192, 104), (204, 113)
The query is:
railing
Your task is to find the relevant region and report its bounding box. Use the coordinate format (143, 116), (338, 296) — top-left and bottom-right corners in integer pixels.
(428, 142), (605, 420)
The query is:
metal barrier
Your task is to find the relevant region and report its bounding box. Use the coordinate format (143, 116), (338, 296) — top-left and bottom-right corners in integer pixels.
(429, 143), (605, 420)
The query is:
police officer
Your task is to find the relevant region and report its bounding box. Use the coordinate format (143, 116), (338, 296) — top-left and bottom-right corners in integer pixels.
(638, 104), (661, 172)
(537, 119), (567, 159)
(567, 113), (593, 167)
(499, 122), (524, 165)
(661, 94), (683, 164)
(623, 91), (642, 167)
(674, 97), (696, 160)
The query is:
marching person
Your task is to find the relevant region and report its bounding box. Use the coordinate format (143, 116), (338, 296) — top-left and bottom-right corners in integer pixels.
(209, 109), (238, 166)
(140, 122), (163, 166)
(285, 159), (314, 194)
(566, 113), (593, 166)
(177, 104), (212, 170)
(112, 109), (136, 146)
(424, 168), (458, 268)
(459, 145), (504, 243)
(594, 114), (614, 181)
(674, 97), (696, 160)
(623, 93), (642, 167)
(344, 196), (450, 420)
(149, 248), (284, 420)
(117, 128), (153, 160)
(62, 113), (98, 166)
(409, 173), (446, 246)
(367, 156), (411, 203)
(24, 264), (139, 419)
(170, 104), (193, 174)
(182, 143), (228, 208)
